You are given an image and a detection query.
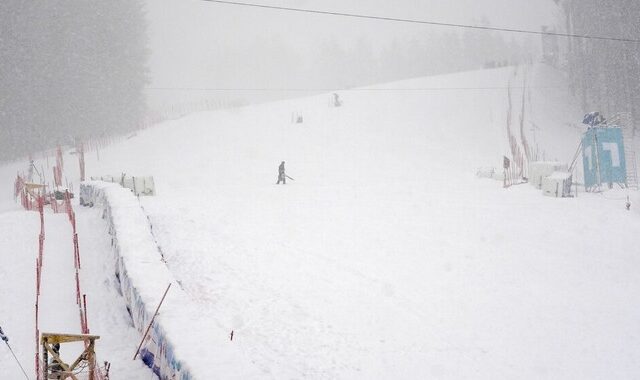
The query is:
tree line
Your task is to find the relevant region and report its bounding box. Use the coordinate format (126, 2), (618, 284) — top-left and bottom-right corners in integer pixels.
(0, 1), (148, 161)
(556, 0), (640, 132)
(206, 25), (532, 95)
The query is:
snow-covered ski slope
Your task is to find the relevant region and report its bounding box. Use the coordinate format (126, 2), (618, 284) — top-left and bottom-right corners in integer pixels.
(3, 64), (640, 379)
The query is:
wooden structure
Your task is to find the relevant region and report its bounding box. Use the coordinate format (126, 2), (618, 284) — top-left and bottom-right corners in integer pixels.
(25, 183), (47, 199)
(41, 332), (100, 380)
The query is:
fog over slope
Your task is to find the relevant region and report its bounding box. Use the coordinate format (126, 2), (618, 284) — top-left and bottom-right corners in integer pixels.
(143, 0), (558, 109)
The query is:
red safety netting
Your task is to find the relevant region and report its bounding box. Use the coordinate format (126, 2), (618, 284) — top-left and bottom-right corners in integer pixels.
(28, 185), (105, 379)
(34, 197), (44, 380)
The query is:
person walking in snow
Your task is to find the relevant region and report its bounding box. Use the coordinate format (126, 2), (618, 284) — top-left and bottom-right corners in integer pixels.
(333, 93), (342, 107)
(277, 161), (286, 184)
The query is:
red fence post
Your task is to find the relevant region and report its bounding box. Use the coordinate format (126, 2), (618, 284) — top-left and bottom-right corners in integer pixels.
(83, 294), (89, 334)
(79, 142), (86, 182)
(74, 234), (81, 269)
(56, 145), (64, 171)
(75, 271), (81, 305)
(35, 202), (44, 380)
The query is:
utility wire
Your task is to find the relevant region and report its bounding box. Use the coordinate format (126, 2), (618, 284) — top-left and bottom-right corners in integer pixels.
(5, 344), (30, 380)
(0, 326), (31, 380)
(145, 86), (560, 92)
(201, 0), (640, 43)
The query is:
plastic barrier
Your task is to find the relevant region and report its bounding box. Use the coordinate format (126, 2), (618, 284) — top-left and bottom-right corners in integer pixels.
(80, 182), (258, 380)
(80, 182), (195, 380)
(89, 175), (156, 197)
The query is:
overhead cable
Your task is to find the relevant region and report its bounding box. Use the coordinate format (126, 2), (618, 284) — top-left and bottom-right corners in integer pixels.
(201, 0), (640, 43)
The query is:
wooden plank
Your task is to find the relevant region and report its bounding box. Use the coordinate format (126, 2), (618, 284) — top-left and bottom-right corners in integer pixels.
(41, 333), (100, 344)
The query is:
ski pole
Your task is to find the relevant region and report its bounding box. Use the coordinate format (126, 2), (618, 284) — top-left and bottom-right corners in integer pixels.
(0, 326), (31, 380)
(285, 175), (295, 181)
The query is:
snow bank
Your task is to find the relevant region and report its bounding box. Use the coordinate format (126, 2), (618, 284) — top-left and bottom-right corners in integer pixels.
(79, 181), (258, 379)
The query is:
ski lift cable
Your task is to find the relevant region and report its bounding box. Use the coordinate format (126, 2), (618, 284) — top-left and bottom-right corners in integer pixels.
(145, 86), (562, 92)
(200, 0), (640, 43)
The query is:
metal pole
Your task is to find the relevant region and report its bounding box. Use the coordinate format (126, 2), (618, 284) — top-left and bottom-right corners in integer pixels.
(133, 283), (172, 360)
(594, 132), (602, 190)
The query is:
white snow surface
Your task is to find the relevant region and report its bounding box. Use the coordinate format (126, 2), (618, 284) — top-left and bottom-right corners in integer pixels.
(0, 206), (150, 378)
(81, 181), (259, 379)
(2, 64), (640, 379)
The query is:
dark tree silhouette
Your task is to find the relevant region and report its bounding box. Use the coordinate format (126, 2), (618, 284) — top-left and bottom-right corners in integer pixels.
(0, 1), (148, 161)
(557, 0), (640, 133)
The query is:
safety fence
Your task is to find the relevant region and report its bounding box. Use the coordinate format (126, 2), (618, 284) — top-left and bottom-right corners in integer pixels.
(79, 182), (196, 380)
(15, 175), (39, 211)
(57, 191), (104, 379)
(56, 146), (64, 171)
(48, 193), (67, 214)
(505, 86), (528, 187)
(78, 142), (86, 182)
(146, 98), (248, 126)
(504, 148), (526, 188)
(34, 197), (44, 380)
(14, 174), (67, 214)
(63, 191), (91, 336)
(53, 166), (62, 188)
(18, 180), (105, 379)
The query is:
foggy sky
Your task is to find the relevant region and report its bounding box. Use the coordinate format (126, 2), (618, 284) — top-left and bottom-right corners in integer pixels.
(144, 0), (559, 108)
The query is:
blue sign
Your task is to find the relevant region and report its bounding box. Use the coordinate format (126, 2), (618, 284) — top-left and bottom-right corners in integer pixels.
(582, 127), (627, 189)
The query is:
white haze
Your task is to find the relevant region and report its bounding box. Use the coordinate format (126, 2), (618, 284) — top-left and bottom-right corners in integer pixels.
(144, 0), (559, 109)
